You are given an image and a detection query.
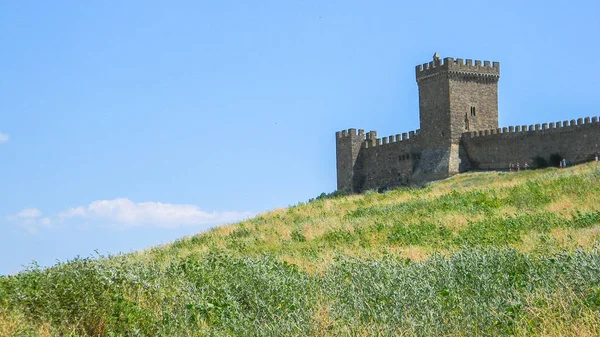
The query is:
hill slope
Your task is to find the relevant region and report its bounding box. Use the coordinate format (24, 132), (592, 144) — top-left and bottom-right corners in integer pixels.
(2, 164), (600, 336)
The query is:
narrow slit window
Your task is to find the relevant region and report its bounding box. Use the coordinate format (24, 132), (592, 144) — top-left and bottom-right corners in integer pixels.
(470, 106), (476, 116)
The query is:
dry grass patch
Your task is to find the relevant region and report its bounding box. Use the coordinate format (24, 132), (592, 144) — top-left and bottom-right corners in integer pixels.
(302, 218), (344, 241)
(438, 170), (527, 191)
(176, 245), (211, 260)
(312, 303), (334, 336)
(397, 245), (431, 262)
(550, 225), (600, 248)
(438, 213), (480, 230)
(353, 190), (421, 209)
(213, 224), (238, 237)
(361, 244), (433, 262)
(0, 312), (55, 337)
(514, 287), (600, 337)
(516, 231), (545, 253)
(545, 197), (578, 215)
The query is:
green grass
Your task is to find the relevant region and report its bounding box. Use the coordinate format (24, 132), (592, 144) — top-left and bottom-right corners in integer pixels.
(3, 164), (600, 336)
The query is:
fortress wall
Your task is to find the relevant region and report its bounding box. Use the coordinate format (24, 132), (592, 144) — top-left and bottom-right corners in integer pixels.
(355, 131), (421, 191)
(461, 117), (600, 169)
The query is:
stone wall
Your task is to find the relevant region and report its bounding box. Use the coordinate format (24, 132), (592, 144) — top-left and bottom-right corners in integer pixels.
(462, 117), (600, 169)
(354, 131), (421, 192)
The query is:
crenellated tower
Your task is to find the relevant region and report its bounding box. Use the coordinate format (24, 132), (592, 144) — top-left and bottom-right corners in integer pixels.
(416, 53), (500, 145)
(413, 53), (500, 180)
(335, 128), (365, 192)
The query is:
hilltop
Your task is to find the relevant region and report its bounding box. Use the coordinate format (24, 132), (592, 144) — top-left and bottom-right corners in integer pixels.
(2, 164), (600, 336)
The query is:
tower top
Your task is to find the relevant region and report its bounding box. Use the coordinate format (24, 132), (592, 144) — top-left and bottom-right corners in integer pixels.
(415, 56), (500, 83)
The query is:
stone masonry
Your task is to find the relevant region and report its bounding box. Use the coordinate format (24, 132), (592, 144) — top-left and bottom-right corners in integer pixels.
(336, 53), (600, 193)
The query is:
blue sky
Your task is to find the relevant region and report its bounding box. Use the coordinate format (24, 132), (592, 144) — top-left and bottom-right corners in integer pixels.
(1, 0), (599, 275)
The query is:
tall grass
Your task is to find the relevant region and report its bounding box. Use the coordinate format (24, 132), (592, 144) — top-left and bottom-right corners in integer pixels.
(1, 252), (318, 336)
(3, 164), (600, 335)
(2, 249), (600, 336)
(323, 248), (600, 336)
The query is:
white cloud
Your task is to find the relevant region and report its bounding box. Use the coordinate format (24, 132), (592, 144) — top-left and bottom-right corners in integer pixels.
(6, 208), (52, 234)
(9, 199), (251, 233)
(58, 206), (86, 219)
(16, 208), (42, 218)
(0, 132), (8, 144)
(60, 198), (252, 229)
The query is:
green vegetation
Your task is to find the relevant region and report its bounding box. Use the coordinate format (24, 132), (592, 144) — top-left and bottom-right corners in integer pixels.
(3, 164), (600, 336)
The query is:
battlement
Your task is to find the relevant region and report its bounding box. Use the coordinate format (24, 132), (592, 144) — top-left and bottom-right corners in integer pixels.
(336, 128), (421, 148)
(336, 128), (366, 139)
(416, 55), (500, 82)
(364, 129), (420, 148)
(465, 116), (600, 139)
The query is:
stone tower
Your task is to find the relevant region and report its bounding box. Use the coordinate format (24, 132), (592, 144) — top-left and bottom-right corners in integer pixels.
(413, 53), (500, 181)
(335, 128), (365, 192)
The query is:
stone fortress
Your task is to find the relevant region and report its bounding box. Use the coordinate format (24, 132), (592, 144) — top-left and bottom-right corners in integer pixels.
(336, 53), (600, 193)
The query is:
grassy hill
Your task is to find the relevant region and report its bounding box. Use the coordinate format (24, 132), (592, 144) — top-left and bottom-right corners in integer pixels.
(2, 164), (600, 336)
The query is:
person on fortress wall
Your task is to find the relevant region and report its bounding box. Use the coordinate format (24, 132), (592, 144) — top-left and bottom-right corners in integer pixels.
(517, 161), (520, 172)
(524, 162), (529, 170)
(595, 154), (598, 162)
(563, 159), (567, 168)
